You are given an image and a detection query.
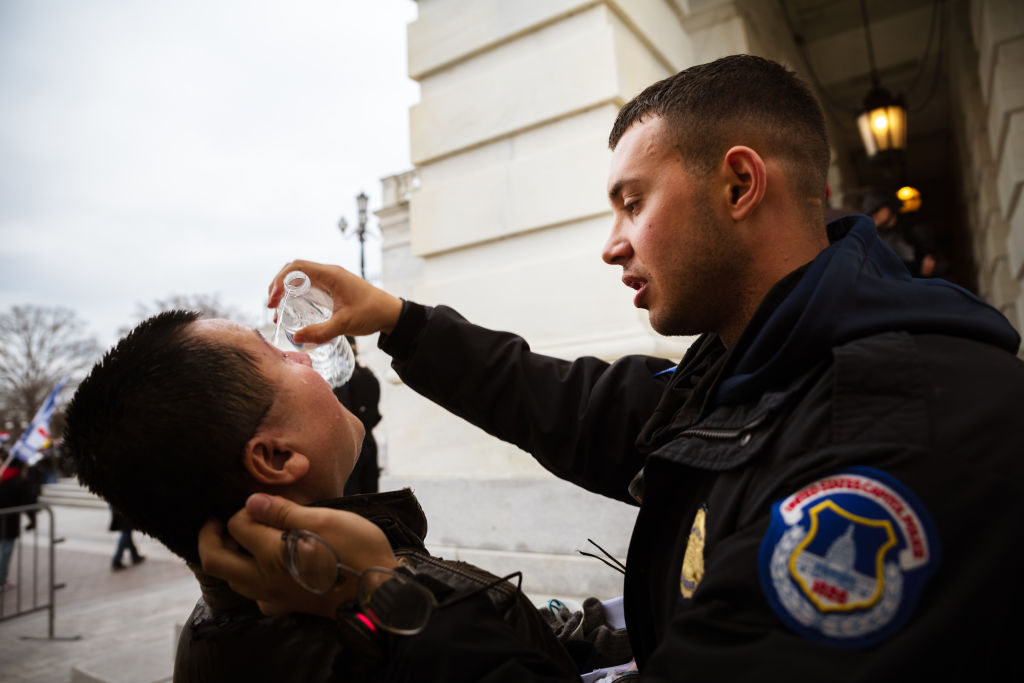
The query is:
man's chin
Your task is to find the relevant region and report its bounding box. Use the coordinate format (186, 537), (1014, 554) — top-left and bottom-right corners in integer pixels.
(648, 311), (677, 336)
(649, 314), (699, 338)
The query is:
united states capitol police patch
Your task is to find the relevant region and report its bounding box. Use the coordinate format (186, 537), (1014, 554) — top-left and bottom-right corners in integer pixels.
(758, 467), (939, 648)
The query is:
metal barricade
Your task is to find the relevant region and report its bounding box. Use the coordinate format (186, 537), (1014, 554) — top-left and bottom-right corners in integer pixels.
(0, 502), (78, 640)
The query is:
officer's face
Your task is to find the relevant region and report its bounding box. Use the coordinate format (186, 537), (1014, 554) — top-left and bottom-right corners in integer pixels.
(603, 116), (742, 337)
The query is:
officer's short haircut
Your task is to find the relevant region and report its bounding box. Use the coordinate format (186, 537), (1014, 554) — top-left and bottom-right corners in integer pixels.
(609, 54), (830, 216)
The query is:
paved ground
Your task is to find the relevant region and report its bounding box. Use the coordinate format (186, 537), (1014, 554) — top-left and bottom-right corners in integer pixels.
(0, 504), (199, 683)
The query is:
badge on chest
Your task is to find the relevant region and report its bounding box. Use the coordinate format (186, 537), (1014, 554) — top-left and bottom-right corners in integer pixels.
(680, 506), (707, 599)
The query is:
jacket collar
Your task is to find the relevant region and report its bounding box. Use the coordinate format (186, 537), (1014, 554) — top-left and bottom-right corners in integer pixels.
(635, 263), (808, 453)
(637, 215), (1020, 454)
(716, 215), (1018, 405)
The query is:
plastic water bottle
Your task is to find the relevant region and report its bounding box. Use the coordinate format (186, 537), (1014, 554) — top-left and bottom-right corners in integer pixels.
(273, 270), (355, 387)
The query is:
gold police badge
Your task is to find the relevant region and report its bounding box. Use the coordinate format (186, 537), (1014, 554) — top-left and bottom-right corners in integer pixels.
(680, 506), (707, 599)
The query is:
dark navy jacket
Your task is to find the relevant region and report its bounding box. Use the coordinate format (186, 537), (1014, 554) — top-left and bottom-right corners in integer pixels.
(380, 215), (1024, 681)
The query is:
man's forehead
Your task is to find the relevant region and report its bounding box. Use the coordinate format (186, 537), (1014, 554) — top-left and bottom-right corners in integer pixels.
(607, 117), (674, 193)
(190, 318), (266, 348)
(616, 115), (670, 150)
(190, 317), (242, 335)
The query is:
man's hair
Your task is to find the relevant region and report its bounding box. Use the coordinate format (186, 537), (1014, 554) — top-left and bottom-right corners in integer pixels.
(609, 54), (830, 214)
(64, 310), (275, 565)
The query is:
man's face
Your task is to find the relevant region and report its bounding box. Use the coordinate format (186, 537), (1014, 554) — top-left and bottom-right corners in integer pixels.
(190, 319), (364, 501)
(603, 116), (742, 337)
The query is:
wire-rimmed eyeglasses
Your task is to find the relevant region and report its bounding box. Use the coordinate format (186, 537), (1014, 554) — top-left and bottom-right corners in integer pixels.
(282, 528), (524, 637)
(282, 529), (437, 635)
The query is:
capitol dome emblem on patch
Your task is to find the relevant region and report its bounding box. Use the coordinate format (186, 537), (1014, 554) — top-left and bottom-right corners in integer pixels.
(758, 467), (939, 647)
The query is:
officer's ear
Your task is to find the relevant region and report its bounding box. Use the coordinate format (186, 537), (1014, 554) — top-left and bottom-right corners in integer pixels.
(721, 146), (766, 221)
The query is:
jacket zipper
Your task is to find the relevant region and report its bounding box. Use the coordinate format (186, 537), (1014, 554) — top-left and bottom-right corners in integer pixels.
(680, 412), (769, 446)
(630, 412), (772, 503)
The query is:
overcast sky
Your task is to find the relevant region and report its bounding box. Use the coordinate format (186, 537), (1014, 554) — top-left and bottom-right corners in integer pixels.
(0, 0), (418, 349)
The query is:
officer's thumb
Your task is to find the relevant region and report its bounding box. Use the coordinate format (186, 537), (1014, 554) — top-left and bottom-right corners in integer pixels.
(291, 322), (333, 346)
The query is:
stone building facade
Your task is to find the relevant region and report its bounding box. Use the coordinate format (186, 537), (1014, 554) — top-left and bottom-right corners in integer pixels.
(362, 0), (1023, 600)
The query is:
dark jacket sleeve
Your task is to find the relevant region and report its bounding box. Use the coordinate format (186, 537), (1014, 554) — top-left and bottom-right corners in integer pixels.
(379, 301), (674, 505)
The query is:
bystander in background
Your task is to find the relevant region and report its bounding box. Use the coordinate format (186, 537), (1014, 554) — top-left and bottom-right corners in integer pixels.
(862, 187), (945, 278)
(333, 336), (382, 495)
(109, 506), (145, 571)
(0, 460), (35, 591)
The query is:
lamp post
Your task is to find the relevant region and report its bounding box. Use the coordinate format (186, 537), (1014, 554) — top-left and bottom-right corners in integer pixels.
(338, 191), (370, 280)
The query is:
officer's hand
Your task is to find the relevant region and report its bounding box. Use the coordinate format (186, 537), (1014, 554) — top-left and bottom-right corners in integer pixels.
(266, 259), (403, 342)
(198, 493), (399, 618)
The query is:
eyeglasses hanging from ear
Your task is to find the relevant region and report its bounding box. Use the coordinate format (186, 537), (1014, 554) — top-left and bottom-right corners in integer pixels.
(281, 528), (523, 636)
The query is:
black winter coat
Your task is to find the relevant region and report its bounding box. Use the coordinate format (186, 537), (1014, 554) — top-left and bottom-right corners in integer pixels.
(377, 216), (1024, 681)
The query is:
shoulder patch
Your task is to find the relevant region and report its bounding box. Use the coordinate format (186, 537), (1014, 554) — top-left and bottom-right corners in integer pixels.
(758, 467), (939, 648)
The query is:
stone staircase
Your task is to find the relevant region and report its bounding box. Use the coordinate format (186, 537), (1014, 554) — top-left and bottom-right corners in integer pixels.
(39, 477), (108, 509)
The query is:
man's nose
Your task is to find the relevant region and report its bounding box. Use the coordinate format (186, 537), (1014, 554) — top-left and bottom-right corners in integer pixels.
(602, 221), (633, 265)
(291, 351), (313, 367)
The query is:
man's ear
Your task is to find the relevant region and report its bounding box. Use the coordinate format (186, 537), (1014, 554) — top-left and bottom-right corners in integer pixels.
(243, 432), (310, 486)
(722, 146), (766, 221)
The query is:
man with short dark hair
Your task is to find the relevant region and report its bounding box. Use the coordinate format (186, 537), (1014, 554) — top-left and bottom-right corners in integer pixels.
(64, 311), (575, 682)
(67, 311), (282, 566)
(200, 55), (1024, 681)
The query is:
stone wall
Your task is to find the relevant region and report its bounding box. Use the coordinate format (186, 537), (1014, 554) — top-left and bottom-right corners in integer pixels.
(952, 0), (1024, 338)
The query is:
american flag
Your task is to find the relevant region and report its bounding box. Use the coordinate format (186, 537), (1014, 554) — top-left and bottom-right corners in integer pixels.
(10, 375), (69, 466)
